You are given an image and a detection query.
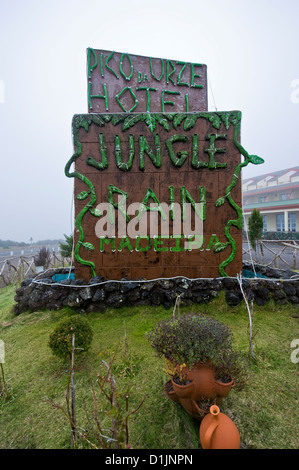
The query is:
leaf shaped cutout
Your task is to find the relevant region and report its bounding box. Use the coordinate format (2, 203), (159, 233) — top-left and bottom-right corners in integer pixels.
(208, 114), (221, 129)
(215, 197), (225, 207)
(249, 155), (265, 165)
(77, 191), (89, 200)
(156, 115), (170, 131)
(112, 115), (126, 126)
(184, 114), (197, 130)
(80, 241), (95, 250)
(89, 208), (102, 217)
(122, 114), (142, 131)
(92, 115), (105, 127)
(214, 242), (229, 253)
(145, 114), (156, 132)
(173, 113), (186, 129)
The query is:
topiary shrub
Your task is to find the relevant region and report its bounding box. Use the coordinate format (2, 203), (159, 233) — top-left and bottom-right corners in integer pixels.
(48, 315), (93, 359)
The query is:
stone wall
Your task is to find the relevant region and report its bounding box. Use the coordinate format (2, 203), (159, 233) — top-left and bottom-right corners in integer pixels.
(13, 263), (299, 314)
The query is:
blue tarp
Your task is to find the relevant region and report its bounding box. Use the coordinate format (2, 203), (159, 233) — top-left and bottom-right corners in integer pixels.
(52, 273), (75, 282)
(242, 269), (268, 279)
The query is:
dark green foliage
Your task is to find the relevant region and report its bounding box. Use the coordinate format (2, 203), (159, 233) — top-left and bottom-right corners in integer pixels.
(59, 234), (74, 259)
(147, 313), (232, 365)
(147, 313), (247, 388)
(0, 239), (28, 248)
(34, 246), (51, 267)
(48, 315), (93, 359)
(248, 209), (264, 251)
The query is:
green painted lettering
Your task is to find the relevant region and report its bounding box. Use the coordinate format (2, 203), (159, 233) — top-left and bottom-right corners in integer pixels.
(88, 82), (109, 111)
(204, 134), (228, 169)
(166, 134), (188, 167)
(206, 234), (220, 250)
(119, 53), (133, 81)
(87, 48), (97, 79)
(100, 237), (116, 252)
(138, 188), (167, 221)
(135, 236), (152, 252)
(150, 57), (164, 82)
(139, 134), (161, 170)
(176, 61), (188, 86)
(108, 185), (130, 224)
(170, 236), (186, 252)
(86, 133), (108, 170)
(166, 60), (176, 85)
(190, 63), (203, 88)
(116, 87), (138, 112)
(180, 186), (206, 221)
(136, 87), (157, 112)
(154, 236), (168, 252)
(191, 134), (208, 169)
(105, 51), (119, 79)
(115, 135), (135, 171)
(118, 236), (133, 252)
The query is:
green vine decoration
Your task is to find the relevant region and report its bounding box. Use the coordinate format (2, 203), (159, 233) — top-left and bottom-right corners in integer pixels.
(65, 111), (264, 278)
(213, 116), (264, 276)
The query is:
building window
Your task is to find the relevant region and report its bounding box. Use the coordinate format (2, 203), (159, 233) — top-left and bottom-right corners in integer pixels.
(280, 192), (291, 201)
(288, 213), (296, 232)
(263, 215), (267, 232)
(276, 213), (285, 232)
(259, 196), (267, 203)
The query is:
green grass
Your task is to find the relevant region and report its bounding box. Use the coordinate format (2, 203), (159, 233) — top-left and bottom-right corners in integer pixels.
(0, 284), (298, 449)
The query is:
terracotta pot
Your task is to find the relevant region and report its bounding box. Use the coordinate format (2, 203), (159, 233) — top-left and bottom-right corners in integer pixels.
(212, 378), (236, 398)
(171, 378), (194, 399)
(180, 398), (210, 420)
(186, 365), (216, 400)
(199, 405), (240, 449)
(164, 380), (179, 403)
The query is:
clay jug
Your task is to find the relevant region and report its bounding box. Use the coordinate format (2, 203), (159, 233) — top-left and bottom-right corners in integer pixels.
(199, 405), (240, 449)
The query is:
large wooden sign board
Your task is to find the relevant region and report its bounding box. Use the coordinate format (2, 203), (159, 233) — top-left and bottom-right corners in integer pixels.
(87, 49), (208, 113)
(66, 49), (264, 281)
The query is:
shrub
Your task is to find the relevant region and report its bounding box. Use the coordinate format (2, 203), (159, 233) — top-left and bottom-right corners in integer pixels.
(248, 208), (263, 251)
(59, 234), (74, 259)
(147, 313), (247, 388)
(147, 313), (233, 366)
(34, 246), (51, 267)
(48, 315), (93, 359)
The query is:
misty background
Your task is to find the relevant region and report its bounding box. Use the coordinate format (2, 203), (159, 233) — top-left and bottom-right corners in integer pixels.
(0, 0), (298, 243)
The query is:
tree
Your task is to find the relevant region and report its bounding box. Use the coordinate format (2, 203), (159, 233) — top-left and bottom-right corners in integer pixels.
(248, 209), (263, 251)
(59, 234), (74, 259)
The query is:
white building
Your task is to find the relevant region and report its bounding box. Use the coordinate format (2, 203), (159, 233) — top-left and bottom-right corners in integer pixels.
(243, 167), (299, 234)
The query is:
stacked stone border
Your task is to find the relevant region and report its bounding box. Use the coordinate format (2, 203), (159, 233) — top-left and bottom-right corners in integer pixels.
(13, 263), (299, 314)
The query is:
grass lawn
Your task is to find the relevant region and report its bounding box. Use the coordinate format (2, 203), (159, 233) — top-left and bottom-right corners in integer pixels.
(0, 284), (298, 449)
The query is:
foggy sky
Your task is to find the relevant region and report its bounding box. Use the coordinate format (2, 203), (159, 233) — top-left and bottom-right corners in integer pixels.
(0, 0), (298, 242)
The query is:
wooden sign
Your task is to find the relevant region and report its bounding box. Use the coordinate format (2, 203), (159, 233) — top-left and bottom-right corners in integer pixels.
(64, 111), (265, 281)
(87, 49), (208, 113)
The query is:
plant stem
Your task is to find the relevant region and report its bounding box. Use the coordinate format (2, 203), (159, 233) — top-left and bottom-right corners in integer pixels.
(71, 333), (77, 448)
(237, 273), (256, 361)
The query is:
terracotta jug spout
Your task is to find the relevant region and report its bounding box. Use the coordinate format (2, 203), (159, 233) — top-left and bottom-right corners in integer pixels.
(199, 405), (240, 449)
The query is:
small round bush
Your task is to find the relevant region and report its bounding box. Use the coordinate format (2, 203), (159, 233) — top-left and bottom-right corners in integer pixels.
(48, 315), (93, 359)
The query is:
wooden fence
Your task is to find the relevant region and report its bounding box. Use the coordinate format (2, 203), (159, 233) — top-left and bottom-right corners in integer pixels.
(0, 252), (70, 287)
(242, 240), (298, 270)
(0, 240), (297, 288)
